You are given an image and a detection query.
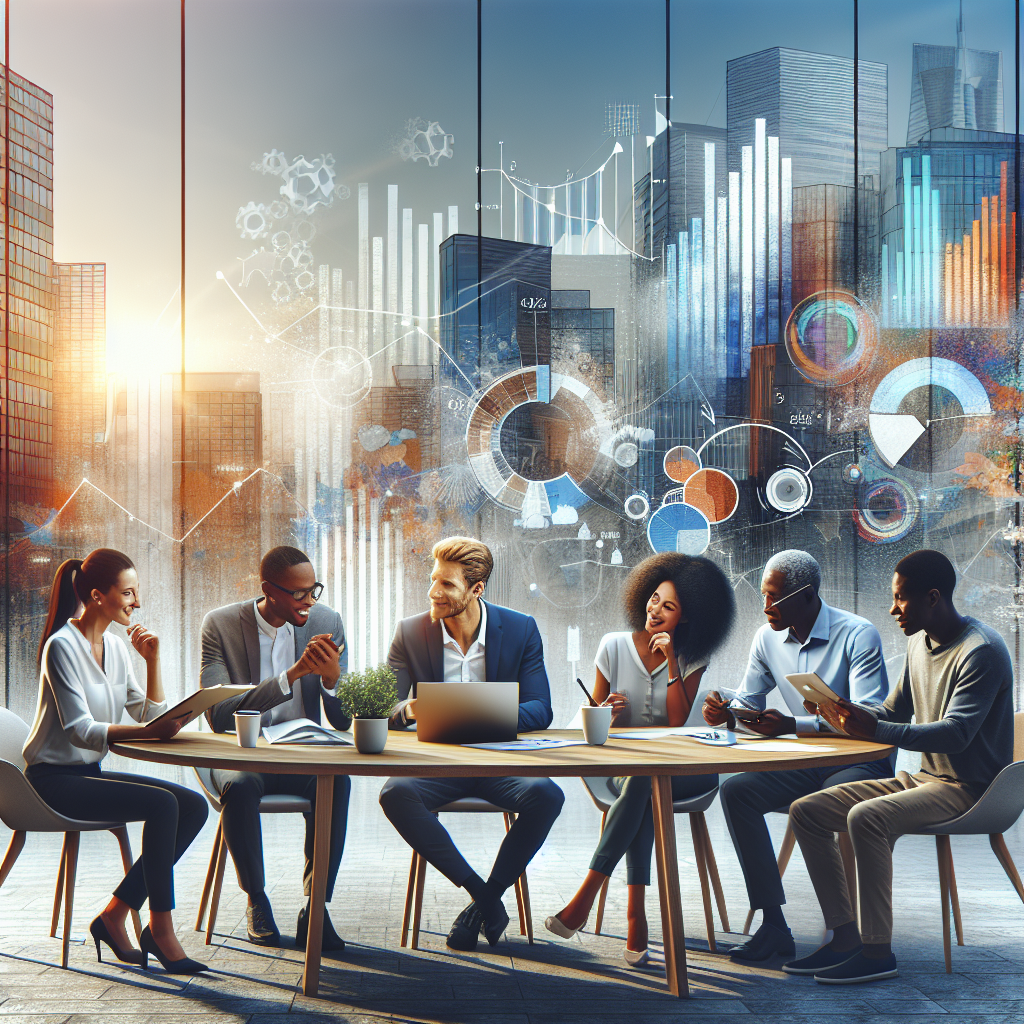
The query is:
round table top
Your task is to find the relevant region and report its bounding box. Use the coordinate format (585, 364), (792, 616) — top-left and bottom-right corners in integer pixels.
(111, 728), (893, 778)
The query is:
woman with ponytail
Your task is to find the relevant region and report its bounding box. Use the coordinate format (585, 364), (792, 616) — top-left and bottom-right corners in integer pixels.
(22, 549), (209, 974)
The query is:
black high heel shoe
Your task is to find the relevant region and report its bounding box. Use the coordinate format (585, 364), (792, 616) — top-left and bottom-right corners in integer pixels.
(139, 925), (209, 974)
(89, 915), (145, 966)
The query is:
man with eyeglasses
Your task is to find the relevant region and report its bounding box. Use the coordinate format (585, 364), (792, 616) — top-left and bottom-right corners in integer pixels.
(200, 545), (351, 952)
(701, 550), (891, 964)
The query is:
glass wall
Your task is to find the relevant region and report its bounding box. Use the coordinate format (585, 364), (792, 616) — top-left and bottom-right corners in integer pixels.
(2, 0), (1021, 726)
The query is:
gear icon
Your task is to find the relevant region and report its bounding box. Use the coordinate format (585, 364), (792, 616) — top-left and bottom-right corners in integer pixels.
(236, 201), (271, 239)
(293, 270), (316, 292)
(253, 149), (288, 176)
(271, 280), (292, 304)
(334, 183), (351, 201)
(280, 154), (336, 214)
(399, 120), (454, 167)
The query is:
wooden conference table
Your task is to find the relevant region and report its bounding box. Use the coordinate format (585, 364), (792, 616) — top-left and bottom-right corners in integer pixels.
(111, 729), (893, 998)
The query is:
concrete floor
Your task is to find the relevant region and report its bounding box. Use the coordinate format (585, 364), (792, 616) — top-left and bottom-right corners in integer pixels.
(1, 756), (1023, 1024)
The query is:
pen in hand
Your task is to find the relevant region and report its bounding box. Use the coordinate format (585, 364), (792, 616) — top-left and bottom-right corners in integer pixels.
(576, 677), (599, 707)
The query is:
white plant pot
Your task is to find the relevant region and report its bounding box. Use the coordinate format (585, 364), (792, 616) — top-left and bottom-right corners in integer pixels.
(353, 717), (389, 754)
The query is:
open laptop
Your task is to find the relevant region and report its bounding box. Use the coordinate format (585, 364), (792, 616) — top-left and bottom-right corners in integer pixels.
(415, 681), (519, 744)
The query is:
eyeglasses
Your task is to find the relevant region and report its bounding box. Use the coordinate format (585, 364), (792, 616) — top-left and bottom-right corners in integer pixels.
(263, 579), (325, 602)
(762, 583), (813, 609)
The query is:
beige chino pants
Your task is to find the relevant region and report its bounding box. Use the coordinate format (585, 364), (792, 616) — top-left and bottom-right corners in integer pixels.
(789, 771), (976, 944)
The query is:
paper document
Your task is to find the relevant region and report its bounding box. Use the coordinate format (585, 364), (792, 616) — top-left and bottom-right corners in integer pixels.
(612, 727), (737, 745)
(147, 684), (253, 729)
(263, 718), (353, 745)
(737, 740), (839, 753)
(463, 737), (588, 751)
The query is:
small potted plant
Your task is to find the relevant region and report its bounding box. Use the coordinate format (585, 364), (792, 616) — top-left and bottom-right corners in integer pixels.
(337, 663), (398, 753)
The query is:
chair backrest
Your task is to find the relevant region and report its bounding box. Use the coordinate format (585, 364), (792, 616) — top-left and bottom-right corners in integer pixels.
(0, 708), (29, 770)
(0, 757), (121, 833)
(927, 760), (1024, 837)
(1014, 711), (1024, 763)
(193, 766), (223, 813)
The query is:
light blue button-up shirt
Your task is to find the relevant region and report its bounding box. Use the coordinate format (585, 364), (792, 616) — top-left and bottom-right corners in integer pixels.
(734, 600), (888, 734)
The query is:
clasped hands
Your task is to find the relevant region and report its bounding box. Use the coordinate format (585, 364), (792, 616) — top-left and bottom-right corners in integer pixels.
(287, 633), (345, 690)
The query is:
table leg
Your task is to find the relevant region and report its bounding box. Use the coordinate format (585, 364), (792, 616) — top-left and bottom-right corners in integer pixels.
(302, 774), (334, 998)
(651, 774), (688, 998)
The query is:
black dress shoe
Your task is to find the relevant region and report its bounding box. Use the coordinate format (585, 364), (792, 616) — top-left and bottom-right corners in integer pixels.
(729, 922), (796, 962)
(296, 903), (346, 952)
(246, 892), (281, 947)
(477, 901), (510, 947)
(446, 902), (483, 951)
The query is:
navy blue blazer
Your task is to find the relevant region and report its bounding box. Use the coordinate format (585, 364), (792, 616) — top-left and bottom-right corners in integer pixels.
(387, 600), (553, 733)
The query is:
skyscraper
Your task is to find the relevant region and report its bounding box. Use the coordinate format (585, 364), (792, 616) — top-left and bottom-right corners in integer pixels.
(52, 263), (106, 492)
(907, 5), (1003, 145)
(2, 67), (56, 508)
(727, 47), (887, 188)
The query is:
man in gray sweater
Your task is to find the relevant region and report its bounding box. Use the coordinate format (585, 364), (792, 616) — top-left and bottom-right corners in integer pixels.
(785, 549), (1014, 984)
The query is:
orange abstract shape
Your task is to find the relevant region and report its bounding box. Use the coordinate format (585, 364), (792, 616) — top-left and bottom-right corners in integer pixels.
(664, 445), (701, 484)
(683, 468), (739, 524)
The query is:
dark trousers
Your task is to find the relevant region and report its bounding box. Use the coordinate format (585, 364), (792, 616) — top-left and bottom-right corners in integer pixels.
(719, 756), (895, 911)
(378, 775), (564, 893)
(28, 762), (209, 912)
(211, 770), (350, 903)
(591, 774), (719, 885)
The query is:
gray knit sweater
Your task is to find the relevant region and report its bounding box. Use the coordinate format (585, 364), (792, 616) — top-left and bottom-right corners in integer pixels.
(874, 617), (1014, 795)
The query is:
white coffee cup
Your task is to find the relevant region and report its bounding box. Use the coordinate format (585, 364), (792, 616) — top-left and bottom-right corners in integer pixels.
(234, 710), (262, 748)
(581, 704), (613, 745)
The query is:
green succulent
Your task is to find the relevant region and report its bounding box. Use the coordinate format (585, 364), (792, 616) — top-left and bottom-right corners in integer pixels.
(336, 663), (399, 720)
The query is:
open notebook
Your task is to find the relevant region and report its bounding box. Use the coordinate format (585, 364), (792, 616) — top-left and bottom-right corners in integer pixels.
(262, 718), (353, 745)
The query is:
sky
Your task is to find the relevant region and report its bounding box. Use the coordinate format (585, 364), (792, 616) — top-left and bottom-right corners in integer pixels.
(9, 0), (1022, 372)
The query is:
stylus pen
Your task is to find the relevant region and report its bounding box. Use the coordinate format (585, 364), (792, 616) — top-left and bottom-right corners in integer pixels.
(576, 677), (599, 707)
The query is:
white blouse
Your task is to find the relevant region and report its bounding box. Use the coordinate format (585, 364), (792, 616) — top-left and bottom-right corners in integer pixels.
(22, 621), (167, 767)
(595, 631), (709, 727)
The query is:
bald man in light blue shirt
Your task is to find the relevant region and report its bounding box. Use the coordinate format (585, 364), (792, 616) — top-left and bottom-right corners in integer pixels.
(703, 550), (892, 963)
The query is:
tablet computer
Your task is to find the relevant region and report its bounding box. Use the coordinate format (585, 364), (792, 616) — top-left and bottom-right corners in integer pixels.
(785, 672), (843, 706)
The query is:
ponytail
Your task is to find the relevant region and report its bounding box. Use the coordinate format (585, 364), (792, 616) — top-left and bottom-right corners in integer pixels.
(38, 549), (136, 666)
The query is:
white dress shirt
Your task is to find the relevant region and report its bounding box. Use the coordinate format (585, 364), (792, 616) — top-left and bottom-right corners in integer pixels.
(440, 600), (488, 682)
(22, 621), (167, 766)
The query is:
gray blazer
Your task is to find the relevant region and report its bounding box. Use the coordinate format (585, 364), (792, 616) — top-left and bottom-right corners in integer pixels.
(200, 599), (350, 734)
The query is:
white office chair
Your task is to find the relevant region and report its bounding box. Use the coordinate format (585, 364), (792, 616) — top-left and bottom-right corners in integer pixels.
(581, 777), (730, 951)
(0, 707), (140, 968)
(192, 765), (312, 944)
(401, 798), (534, 949)
(913, 710), (1024, 973)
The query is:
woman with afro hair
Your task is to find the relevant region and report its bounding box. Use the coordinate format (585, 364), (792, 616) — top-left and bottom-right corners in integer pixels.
(545, 551), (735, 965)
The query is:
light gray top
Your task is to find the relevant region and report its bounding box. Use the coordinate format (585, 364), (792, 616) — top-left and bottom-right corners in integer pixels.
(23, 621), (166, 766)
(595, 631), (709, 728)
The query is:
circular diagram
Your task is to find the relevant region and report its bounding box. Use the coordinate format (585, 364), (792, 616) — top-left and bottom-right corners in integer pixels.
(784, 290), (878, 386)
(664, 445), (701, 483)
(466, 366), (610, 517)
(853, 476), (919, 544)
(684, 468), (739, 523)
(765, 467), (812, 513)
(624, 493), (650, 520)
(867, 357), (992, 471)
(311, 346), (372, 409)
(647, 503), (711, 555)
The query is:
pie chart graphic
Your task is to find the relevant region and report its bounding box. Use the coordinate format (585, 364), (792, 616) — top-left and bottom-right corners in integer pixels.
(868, 358), (991, 469)
(646, 503), (711, 555)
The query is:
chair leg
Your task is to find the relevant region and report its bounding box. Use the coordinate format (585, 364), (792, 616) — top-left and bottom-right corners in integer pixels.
(205, 829), (228, 946)
(195, 818), (223, 932)
(594, 811), (610, 936)
(946, 845), (964, 947)
(989, 833), (1024, 904)
(696, 812), (730, 933)
(410, 852), (427, 950)
(505, 813), (528, 936)
(838, 832), (857, 924)
(400, 848), (419, 948)
(935, 835), (953, 974)
(517, 870), (534, 944)
(51, 834), (69, 938)
(745, 821), (797, 934)
(689, 814), (717, 953)
(61, 832), (80, 969)
(0, 830), (26, 888)
(110, 827), (142, 942)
